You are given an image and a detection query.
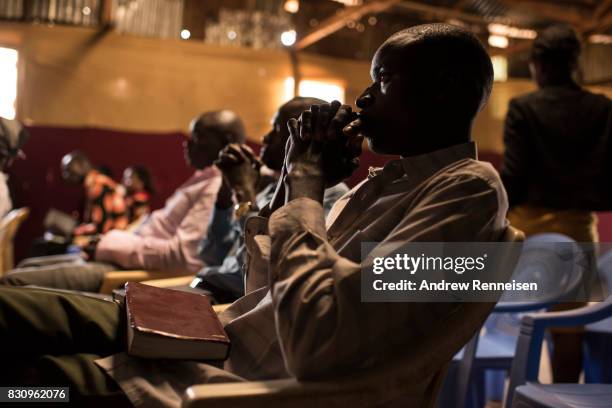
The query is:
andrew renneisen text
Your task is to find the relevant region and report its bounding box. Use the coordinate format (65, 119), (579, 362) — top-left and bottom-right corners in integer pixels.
(371, 253), (537, 292)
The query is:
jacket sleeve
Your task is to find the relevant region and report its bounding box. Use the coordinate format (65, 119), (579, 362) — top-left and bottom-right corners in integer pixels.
(266, 174), (505, 379)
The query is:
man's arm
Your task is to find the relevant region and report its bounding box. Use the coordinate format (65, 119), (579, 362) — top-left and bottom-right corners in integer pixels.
(501, 99), (530, 207)
(268, 173), (504, 379)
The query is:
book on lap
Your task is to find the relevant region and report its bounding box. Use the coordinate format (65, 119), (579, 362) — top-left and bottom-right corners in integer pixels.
(125, 282), (230, 360)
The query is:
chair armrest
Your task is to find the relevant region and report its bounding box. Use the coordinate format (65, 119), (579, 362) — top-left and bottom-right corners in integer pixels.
(523, 299), (612, 329)
(99, 270), (191, 294)
(141, 275), (196, 288)
(183, 378), (378, 408)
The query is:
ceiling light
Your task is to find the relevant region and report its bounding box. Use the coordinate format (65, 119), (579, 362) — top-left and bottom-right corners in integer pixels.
(284, 0), (299, 14)
(281, 30), (297, 47)
(488, 23), (536, 40)
(488, 35), (509, 49)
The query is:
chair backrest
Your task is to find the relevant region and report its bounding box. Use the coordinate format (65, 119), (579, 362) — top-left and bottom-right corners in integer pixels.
(598, 250), (612, 295)
(0, 208), (30, 275)
(484, 233), (584, 337)
(455, 232), (585, 408)
(505, 295), (612, 408)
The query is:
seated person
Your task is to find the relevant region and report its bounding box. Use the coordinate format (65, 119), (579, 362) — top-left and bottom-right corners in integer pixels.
(0, 118), (29, 217)
(121, 165), (154, 225)
(1, 111), (245, 292)
(194, 96), (349, 301)
(60, 151), (129, 237)
(0, 24), (508, 407)
(29, 152), (127, 257)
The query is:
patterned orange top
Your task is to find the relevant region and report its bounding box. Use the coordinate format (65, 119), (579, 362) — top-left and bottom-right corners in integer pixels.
(125, 190), (152, 223)
(82, 170), (128, 234)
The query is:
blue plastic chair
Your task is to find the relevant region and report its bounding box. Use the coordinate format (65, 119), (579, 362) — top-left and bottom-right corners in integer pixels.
(583, 250), (612, 383)
(506, 297), (612, 408)
(437, 233), (586, 408)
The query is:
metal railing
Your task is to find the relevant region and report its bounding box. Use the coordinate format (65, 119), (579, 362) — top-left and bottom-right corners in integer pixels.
(0, 0), (102, 26)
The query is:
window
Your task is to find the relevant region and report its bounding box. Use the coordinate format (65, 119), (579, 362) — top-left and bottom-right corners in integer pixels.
(284, 77), (345, 103)
(0, 47), (18, 119)
(491, 56), (508, 82)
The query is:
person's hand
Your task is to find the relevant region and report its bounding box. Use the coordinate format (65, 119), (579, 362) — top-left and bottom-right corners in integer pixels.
(82, 235), (101, 261)
(320, 102), (363, 186)
(284, 105), (330, 203)
(286, 102), (363, 189)
(215, 144), (262, 203)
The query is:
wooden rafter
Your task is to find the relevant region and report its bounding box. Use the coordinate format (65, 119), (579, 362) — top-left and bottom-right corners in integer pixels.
(583, 0), (612, 33)
(593, 0), (612, 22)
(294, 0), (403, 50)
(499, 0), (589, 27)
(453, 0), (471, 11)
(395, 1), (492, 25)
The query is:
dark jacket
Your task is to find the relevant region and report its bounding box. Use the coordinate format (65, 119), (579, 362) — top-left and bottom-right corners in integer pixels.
(501, 83), (612, 210)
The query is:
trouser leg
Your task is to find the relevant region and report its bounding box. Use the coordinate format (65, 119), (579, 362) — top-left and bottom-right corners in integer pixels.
(551, 331), (584, 383)
(17, 254), (83, 268)
(0, 261), (115, 292)
(0, 287), (128, 403)
(0, 286), (125, 356)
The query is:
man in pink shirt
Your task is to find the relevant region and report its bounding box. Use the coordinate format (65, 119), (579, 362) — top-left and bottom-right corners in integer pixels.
(1, 110), (246, 292)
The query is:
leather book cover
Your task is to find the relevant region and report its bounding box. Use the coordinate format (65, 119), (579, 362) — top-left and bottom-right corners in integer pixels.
(125, 282), (230, 360)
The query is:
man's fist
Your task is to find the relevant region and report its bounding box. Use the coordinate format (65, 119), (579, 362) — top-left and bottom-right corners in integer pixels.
(285, 101), (363, 188)
(214, 144), (262, 203)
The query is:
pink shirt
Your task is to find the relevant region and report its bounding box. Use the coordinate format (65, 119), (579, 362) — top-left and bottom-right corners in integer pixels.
(95, 166), (221, 274)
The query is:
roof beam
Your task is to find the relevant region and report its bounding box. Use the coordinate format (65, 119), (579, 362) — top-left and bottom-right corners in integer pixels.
(593, 0), (612, 21)
(499, 0), (589, 27)
(582, 0), (612, 33)
(395, 1), (492, 25)
(294, 0), (403, 51)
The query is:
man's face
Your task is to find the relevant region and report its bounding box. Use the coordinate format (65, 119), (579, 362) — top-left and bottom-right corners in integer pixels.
(184, 129), (226, 170)
(122, 168), (144, 193)
(356, 44), (421, 156)
(260, 111), (288, 171)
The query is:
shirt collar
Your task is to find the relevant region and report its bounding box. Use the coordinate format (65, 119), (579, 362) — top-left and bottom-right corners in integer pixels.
(368, 142), (477, 185)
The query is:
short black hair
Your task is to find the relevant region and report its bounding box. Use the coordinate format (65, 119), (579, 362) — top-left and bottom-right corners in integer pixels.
(280, 97), (327, 121)
(65, 150), (91, 167)
(191, 110), (246, 144)
(375, 23), (493, 121)
(531, 24), (581, 68)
